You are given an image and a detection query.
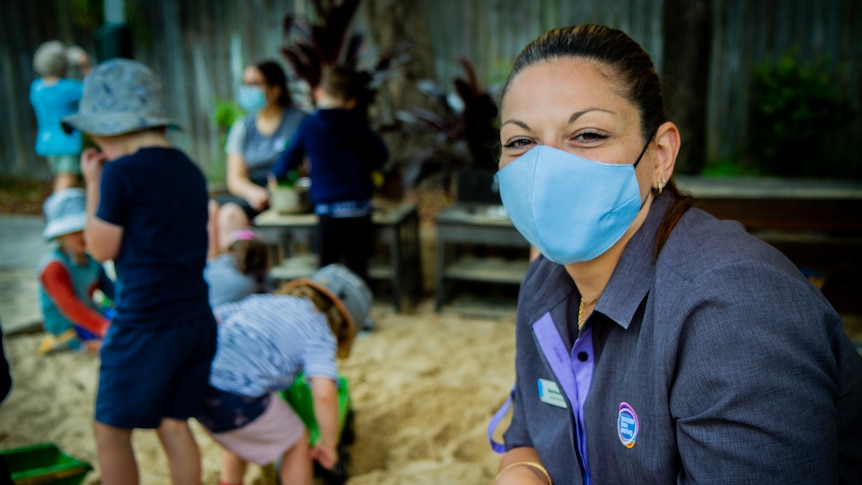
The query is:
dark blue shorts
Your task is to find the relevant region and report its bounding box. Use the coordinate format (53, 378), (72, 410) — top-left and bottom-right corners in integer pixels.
(196, 386), (270, 433)
(95, 317), (217, 429)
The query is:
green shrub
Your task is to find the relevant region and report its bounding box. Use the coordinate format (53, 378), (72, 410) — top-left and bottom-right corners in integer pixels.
(700, 158), (761, 178)
(209, 99), (244, 182)
(213, 99), (244, 133)
(747, 53), (858, 178)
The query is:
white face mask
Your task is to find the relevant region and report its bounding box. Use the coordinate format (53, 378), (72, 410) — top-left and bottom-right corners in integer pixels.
(238, 85), (267, 113)
(496, 142), (649, 264)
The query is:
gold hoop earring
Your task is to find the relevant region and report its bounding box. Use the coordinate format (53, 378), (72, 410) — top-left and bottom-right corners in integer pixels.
(657, 178), (665, 194)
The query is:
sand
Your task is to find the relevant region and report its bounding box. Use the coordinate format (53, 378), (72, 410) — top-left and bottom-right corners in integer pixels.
(0, 298), (516, 484)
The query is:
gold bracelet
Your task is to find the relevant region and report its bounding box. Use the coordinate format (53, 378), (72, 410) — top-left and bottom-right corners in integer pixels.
(495, 461), (552, 485)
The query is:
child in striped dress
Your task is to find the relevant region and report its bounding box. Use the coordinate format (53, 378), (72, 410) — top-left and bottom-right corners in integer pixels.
(197, 264), (371, 485)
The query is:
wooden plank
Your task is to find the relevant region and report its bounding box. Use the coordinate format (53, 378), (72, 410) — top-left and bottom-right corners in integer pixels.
(443, 256), (529, 284)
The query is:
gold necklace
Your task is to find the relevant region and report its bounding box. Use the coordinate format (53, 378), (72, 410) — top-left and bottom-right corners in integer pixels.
(578, 296), (598, 331)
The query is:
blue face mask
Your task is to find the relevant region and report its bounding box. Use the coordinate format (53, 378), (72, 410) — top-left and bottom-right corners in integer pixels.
(238, 85), (267, 113)
(497, 142), (650, 264)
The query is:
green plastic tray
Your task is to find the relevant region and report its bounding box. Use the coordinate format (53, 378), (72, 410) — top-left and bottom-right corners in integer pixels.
(0, 442), (92, 485)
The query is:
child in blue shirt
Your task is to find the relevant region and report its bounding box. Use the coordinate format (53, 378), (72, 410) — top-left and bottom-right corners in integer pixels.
(30, 41), (91, 192)
(271, 65), (388, 284)
(62, 58), (217, 485)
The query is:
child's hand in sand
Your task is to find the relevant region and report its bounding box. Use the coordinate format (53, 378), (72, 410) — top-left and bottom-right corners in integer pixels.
(310, 443), (338, 470)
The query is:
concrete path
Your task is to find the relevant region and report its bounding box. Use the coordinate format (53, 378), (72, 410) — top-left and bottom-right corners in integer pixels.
(0, 215), (51, 334)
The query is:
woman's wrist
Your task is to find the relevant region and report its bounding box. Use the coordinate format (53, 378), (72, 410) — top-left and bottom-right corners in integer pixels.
(495, 461), (552, 485)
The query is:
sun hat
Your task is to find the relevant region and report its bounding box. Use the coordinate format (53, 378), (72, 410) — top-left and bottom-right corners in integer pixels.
(33, 40), (68, 77)
(281, 264), (372, 358)
(42, 188), (87, 241)
(308, 264), (373, 331)
(61, 58), (182, 136)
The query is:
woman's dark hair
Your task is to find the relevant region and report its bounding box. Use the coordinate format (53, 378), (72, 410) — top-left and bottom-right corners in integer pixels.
(502, 24), (693, 260)
(255, 60), (292, 107)
(228, 238), (270, 291)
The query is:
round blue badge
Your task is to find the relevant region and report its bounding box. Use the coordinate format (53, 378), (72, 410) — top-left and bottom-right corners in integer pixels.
(617, 402), (639, 448)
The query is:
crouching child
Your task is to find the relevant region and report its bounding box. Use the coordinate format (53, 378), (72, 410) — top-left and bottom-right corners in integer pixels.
(197, 263), (371, 485)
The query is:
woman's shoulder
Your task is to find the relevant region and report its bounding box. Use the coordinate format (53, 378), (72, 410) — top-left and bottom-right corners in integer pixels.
(281, 106), (311, 129)
(659, 206), (806, 288)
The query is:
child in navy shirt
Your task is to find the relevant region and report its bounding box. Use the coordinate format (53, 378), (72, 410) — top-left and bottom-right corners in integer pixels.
(271, 65), (388, 284)
(63, 59), (217, 485)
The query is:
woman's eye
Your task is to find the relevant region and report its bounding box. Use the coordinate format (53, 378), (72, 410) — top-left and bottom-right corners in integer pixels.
(503, 138), (534, 149)
(573, 131), (608, 143)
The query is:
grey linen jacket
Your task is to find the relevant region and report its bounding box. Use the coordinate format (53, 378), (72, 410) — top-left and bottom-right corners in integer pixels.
(503, 193), (862, 484)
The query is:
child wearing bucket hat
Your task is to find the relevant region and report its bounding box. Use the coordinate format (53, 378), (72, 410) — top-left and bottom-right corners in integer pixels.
(30, 40), (92, 192)
(197, 263), (371, 485)
(61, 58), (217, 485)
(37, 187), (115, 355)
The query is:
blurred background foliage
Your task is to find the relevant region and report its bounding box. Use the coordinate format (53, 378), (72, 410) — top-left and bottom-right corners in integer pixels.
(744, 53), (858, 179)
(3, 0), (861, 189)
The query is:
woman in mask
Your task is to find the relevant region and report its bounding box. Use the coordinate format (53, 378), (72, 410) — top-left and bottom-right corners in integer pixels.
(489, 24), (862, 485)
(210, 60), (308, 256)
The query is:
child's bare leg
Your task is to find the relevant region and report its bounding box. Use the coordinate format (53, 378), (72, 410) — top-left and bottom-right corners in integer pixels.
(279, 431), (313, 485)
(156, 417), (201, 485)
(94, 421), (138, 485)
(54, 172), (78, 192)
(207, 200), (221, 260)
(215, 203), (251, 254)
(219, 448), (248, 484)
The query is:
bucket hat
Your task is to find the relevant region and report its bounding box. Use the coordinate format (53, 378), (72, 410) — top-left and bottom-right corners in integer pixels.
(281, 264), (372, 358)
(43, 188), (87, 241)
(61, 58), (182, 136)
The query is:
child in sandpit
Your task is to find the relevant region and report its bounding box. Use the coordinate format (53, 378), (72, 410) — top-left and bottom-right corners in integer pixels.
(37, 187), (115, 354)
(30, 40), (91, 192)
(205, 223), (272, 308)
(197, 263), (371, 485)
(63, 58), (217, 484)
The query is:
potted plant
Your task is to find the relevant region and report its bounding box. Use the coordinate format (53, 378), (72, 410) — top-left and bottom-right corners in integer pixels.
(269, 170), (312, 214)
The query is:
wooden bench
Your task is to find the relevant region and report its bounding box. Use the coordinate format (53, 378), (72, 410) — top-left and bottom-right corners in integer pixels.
(676, 176), (862, 314)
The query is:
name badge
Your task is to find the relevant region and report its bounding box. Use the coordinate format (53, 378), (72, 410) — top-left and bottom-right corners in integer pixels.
(537, 378), (567, 409)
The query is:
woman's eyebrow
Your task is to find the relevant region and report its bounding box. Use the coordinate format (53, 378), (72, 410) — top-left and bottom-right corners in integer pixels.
(501, 119), (531, 130)
(569, 107), (615, 123)
(502, 108), (617, 130)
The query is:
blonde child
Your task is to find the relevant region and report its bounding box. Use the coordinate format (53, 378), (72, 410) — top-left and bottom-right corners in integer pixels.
(62, 59), (217, 485)
(30, 41), (91, 192)
(197, 264), (370, 485)
(37, 187), (114, 354)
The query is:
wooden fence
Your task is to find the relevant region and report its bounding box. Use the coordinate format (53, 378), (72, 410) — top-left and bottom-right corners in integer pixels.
(2, 0), (860, 182)
(421, 0), (862, 169)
